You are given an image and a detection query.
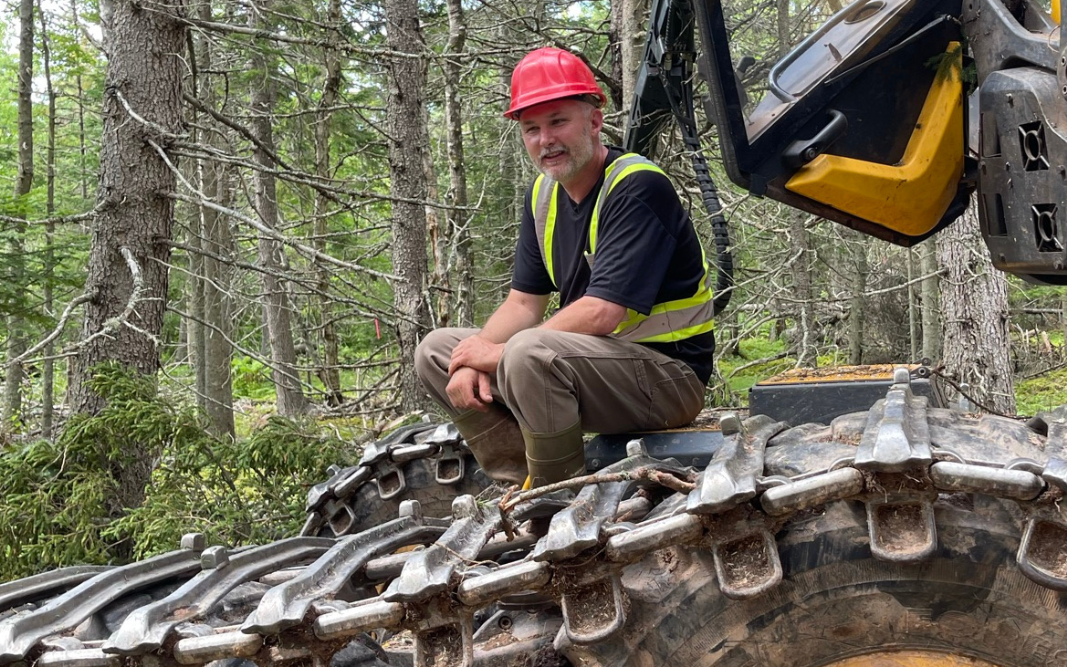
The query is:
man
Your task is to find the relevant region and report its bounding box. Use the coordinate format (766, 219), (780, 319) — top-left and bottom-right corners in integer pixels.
(415, 47), (715, 488)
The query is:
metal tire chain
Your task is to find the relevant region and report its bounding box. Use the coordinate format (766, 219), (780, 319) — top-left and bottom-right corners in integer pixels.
(5, 370), (1067, 667)
(303, 422), (472, 538)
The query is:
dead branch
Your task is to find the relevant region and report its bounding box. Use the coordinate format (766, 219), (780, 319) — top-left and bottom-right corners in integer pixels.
(499, 466), (697, 513)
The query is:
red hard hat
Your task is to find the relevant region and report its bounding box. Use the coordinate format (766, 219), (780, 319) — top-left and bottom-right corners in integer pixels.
(505, 47), (607, 120)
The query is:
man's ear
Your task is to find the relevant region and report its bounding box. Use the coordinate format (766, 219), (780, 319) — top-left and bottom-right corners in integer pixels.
(589, 107), (604, 135)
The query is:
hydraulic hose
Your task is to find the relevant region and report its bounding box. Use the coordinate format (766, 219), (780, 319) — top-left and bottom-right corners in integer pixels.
(659, 57), (734, 315)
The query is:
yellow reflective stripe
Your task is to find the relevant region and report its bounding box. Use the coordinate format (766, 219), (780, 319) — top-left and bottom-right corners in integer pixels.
(531, 174), (544, 217)
(590, 155), (665, 255)
(611, 259), (716, 342)
(612, 299), (717, 343)
(634, 319), (717, 344)
(544, 183), (558, 286)
(532, 174), (559, 288)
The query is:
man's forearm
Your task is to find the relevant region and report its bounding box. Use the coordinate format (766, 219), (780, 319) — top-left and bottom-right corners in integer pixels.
(540, 296), (626, 336)
(448, 290), (548, 375)
(478, 291), (548, 343)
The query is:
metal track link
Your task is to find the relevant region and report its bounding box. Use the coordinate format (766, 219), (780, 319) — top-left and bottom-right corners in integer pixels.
(5, 369), (1067, 666)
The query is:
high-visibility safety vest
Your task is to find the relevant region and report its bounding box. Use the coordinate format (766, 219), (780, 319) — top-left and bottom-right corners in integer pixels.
(530, 153), (716, 344)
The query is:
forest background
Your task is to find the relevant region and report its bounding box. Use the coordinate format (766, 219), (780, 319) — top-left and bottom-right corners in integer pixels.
(1, 0), (1065, 578)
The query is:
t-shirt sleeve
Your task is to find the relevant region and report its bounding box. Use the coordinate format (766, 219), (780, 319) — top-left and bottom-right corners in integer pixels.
(583, 170), (681, 315)
(511, 184), (556, 295)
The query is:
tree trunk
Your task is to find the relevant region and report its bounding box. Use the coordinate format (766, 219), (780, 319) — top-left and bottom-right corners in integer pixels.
(776, 0), (791, 57)
(920, 239), (941, 362)
(423, 108), (449, 329)
(187, 151), (207, 408)
(39, 0), (56, 439)
(778, 1), (817, 367)
(69, 0), (89, 202)
(250, 12), (309, 417)
(67, 0), (186, 521)
(180, 31), (201, 382)
(789, 213), (817, 367)
(313, 0), (345, 407)
(907, 248), (919, 361)
(610, 0), (624, 112)
(936, 205), (1015, 414)
(846, 229), (867, 365)
(621, 0), (648, 106)
(444, 0), (473, 326)
(200, 161), (235, 437)
(3, 0), (35, 431)
(195, 0), (235, 437)
(385, 0), (431, 413)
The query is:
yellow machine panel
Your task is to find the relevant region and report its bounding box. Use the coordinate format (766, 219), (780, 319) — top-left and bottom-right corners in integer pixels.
(785, 44), (964, 237)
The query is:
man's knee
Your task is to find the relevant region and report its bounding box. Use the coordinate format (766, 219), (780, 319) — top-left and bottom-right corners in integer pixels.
(498, 328), (559, 378)
(498, 329), (576, 406)
(415, 328), (460, 384)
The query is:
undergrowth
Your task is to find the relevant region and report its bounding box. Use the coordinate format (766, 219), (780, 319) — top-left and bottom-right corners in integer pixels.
(0, 365), (356, 581)
(1015, 367), (1067, 416)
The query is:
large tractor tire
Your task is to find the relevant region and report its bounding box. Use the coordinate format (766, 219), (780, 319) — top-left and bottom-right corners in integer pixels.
(309, 422), (492, 538)
(562, 407), (1067, 667)
(341, 453), (492, 535)
(578, 493), (1065, 667)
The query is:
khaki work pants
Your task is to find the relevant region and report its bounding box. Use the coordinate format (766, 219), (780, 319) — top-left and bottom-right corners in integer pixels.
(414, 327), (706, 485)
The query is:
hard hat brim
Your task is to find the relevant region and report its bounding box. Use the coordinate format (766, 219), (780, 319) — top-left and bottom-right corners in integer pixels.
(504, 91), (607, 120)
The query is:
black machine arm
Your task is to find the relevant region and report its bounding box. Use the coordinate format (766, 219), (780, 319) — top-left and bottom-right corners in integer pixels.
(625, 0), (733, 314)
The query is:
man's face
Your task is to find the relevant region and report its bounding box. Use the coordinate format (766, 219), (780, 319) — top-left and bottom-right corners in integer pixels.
(518, 98), (602, 185)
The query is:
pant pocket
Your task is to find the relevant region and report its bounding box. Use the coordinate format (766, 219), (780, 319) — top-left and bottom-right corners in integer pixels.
(648, 370), (704, 428)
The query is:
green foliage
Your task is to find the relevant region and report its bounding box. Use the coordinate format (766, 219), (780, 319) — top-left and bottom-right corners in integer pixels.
(715, 336), (791, 405)
(231, 356), (276, 399)
(0, 365), (357, 580)
(1015, 367), (1067, 416)
(117, 415), (355, 560)
(0, 364), (199, 578)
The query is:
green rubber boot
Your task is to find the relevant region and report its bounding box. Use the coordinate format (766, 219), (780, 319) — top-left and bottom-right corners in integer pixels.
(454, 408), (529, 486)
(523, 422), (585, 488)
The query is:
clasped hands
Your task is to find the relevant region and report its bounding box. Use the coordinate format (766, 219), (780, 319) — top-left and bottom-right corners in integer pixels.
(445, 335), (504, 412)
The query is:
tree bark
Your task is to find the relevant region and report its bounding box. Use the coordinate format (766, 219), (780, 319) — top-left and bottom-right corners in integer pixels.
(423, 108), (448, 328)
(920, 239), (941, 361)
(789, 213), (817, 367)
(195, 0), (235, 437)
(385, 0), (432, 412)
(39, 0), (56, 439)
(250, 8), (309, 417)
(936, 205), (1015, 414)
(846, 229), (867, 365)
(621, 0), (648, 106)
(67, 0), (186, 519)
(313, 0), (345, 407)
(907, 248), (919, 361)
(3, 0), (35, 431)
(444, 0), (473, 326)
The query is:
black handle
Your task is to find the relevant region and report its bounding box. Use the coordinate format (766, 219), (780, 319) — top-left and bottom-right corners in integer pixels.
(782, 109), (848, 169)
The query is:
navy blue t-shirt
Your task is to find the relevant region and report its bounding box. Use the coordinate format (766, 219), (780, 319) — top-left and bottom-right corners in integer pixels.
(511, 148), (716, 384)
